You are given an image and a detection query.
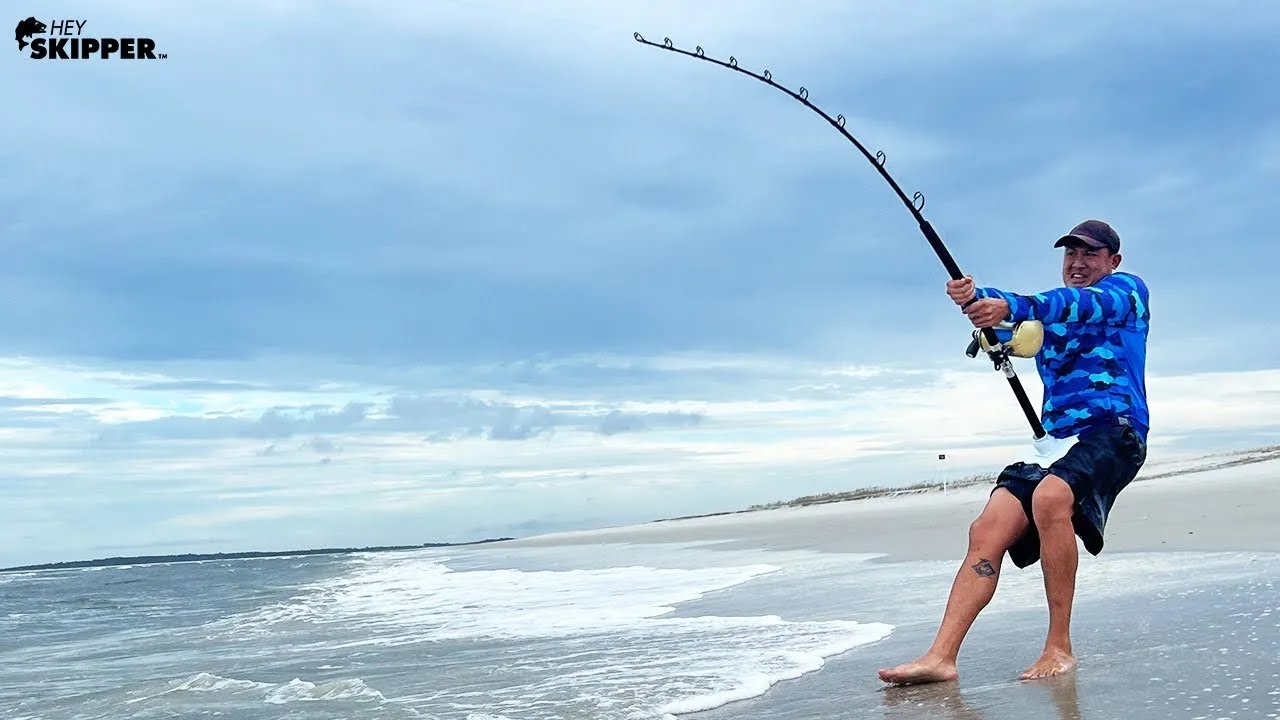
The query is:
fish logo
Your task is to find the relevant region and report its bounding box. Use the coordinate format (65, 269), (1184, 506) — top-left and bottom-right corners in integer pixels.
(14, 17), (166, 61)
(15, 16), (45, 50)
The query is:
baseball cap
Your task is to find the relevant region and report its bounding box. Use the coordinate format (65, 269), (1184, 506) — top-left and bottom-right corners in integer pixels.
(1054, 219), (1120, 253)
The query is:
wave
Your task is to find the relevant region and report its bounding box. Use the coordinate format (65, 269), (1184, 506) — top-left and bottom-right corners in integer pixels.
(205, 552), (893, 719)
(128, 671), (388, 706)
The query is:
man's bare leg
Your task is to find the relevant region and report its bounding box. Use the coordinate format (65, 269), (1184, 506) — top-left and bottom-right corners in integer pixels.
(1021, 474), (1079, 680)
(878, 488), (1029, 685)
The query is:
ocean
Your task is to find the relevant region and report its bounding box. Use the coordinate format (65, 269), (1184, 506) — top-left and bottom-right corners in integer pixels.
(4, 530), (1277, 720)
(0, 540), (896, 720)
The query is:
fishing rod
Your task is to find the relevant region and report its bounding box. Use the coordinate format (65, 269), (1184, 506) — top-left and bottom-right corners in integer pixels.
(633, 33), (1047, 440)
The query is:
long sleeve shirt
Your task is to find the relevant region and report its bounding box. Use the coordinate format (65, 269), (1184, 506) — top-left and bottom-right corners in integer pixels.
(975, 272), (1151, 441)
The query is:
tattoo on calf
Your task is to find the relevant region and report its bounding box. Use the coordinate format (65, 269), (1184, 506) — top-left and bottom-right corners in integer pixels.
(971, 558), (997, 577)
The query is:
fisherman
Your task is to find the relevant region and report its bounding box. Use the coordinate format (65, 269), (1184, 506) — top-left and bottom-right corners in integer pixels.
(878, 219), (1151, 684)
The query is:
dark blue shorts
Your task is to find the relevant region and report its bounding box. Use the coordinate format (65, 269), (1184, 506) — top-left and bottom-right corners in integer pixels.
(993, 417), (1147, 569)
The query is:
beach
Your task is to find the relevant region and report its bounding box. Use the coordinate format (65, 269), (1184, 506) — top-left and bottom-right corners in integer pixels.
(498, 451), (1280, 719)
(503, 448), (1280, 562)
(4, 449), (1276, 720)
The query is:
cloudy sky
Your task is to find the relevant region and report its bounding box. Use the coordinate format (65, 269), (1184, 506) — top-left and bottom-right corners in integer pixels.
(2, 1), (1277, 567)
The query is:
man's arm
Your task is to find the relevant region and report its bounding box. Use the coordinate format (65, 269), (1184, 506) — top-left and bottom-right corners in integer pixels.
(974, 274), (1142, 325)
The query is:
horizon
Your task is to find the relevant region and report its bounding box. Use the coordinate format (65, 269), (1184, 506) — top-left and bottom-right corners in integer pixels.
(3, 2), (1278, 568)
(7, 438), (1269, 571)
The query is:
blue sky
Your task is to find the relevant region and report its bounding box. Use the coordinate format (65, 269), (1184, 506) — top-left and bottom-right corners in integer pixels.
(2, 1), (1278, 567)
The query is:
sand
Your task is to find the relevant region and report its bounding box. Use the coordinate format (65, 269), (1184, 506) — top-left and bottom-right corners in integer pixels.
(497, 452), (1280, 720)
(502, 454), (1280, 561)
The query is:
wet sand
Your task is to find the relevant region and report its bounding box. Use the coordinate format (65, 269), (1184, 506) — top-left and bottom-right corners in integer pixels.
(499, 453), (1280, 719)
(685, 555), (1280, 720)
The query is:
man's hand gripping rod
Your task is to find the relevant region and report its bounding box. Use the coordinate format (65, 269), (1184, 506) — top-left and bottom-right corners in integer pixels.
(633, 33), (1046, 439)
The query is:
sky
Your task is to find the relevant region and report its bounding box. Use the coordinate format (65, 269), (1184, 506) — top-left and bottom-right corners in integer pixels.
(2, 1), (1278, 567)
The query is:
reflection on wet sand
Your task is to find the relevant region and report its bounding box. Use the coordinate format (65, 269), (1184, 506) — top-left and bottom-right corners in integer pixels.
(881, 673), (1082, 720)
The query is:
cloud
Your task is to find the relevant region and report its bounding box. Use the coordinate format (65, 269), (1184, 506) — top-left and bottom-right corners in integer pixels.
(92, 401), (373, 444)
(74, 382), (709, 451)
(91, 537), (231, 553)
(309, 437), (339, 454)
(167, 505), (305, 529)
(0, 396), (111, 407)
(598, 409), (703, 436)
(131, 380), (303, 392)
(2, 0), (1272, 372)
(389, 392), (706, 442)
(3, 349), (1279, 568)
(0, 1), (1276, 566)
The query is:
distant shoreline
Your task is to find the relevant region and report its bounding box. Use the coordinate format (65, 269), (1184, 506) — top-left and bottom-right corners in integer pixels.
(650, 443), (1280, 524)
(9, 445), (1277, 574)
(0, 538), (513, 573)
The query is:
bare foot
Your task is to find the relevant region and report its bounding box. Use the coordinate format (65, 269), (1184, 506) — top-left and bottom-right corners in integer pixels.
(877, 656), (958, 685)
(1019, 647), (1076, 680)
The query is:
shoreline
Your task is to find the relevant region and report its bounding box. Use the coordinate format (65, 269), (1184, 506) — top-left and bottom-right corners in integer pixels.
(486, 444), (1280, 720)
(0, 537), (514, 574)
(498, 443), (1280, 562)
(12, 444), (1277, 573)
(652, 443), (1280, 524)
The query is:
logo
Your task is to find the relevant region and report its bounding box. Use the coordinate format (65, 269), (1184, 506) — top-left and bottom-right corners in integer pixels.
(14, 17), (166, 60)
(15, 16), (44, 49)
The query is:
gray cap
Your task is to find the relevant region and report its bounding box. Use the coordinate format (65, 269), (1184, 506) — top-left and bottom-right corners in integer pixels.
(1054, 219), (1120, 253)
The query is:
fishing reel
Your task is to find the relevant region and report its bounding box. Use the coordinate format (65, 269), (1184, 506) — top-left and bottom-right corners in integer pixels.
(965, 320), (1044, 369)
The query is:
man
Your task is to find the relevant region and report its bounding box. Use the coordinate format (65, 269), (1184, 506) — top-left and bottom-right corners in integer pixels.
(877, 219), (1151, 685)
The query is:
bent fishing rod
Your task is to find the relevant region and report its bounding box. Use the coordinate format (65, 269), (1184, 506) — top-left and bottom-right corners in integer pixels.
(633, 33), (1046, 439)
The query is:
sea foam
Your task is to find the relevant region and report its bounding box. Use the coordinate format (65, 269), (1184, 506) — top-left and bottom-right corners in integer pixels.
(216, 552), (893, 719)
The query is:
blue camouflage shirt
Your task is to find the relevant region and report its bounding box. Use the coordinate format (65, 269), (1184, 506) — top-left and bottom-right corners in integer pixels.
(975, 272), (1151, 441)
